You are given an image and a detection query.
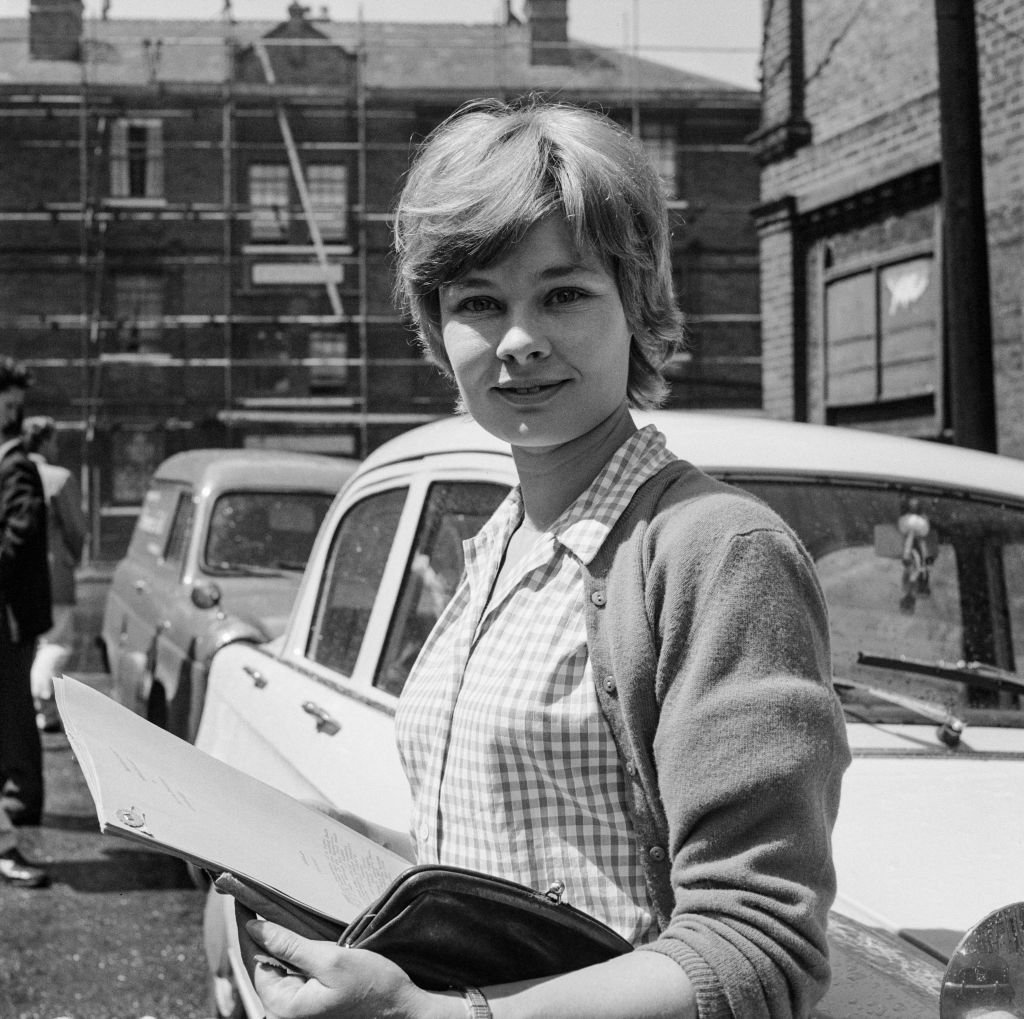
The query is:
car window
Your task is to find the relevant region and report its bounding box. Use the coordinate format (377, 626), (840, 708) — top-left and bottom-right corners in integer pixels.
(203, 491), (334, 573)
(127, 481), (185, 562)
(306, 487), (408, 677)
(163, 491), (195, 567)
(736, 478), (1024, 726)
(375, 481), (509, 697)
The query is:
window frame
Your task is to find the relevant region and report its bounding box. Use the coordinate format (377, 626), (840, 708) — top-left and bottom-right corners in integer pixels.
(109, 117), (164, 202)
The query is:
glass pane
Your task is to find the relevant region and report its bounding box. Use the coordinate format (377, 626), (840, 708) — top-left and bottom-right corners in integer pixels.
(375, 481), (508, 697)
(127, 482), (180, 561)
(735, 478), (1024, 726)
(879, 256), (938, 400)
(203, 491), (333, 572)
(825, 271), (876, 405)
(163, 492), (195, 565)
(249, 164), (290, 240)
(307, 487), (408, 677)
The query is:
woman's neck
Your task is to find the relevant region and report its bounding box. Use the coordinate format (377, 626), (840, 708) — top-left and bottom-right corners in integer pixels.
(511, 405), (638, 533)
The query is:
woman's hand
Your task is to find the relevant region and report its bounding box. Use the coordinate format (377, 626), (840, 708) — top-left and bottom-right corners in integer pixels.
(245, 918), (455, 1019)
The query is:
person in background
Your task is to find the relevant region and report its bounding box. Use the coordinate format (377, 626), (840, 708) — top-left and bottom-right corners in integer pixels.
(0, 802), (48, 888)
(0, 358), (52, 886)
(242, 99), (850, 1018)
(22, 416), (88, 732)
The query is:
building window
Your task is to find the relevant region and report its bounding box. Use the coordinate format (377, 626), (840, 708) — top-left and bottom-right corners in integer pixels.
(307, 330), (349, 393)
(825, 254), (939, 412)
(307, 164), (348, 242)
(249, 164), (291, 241)
(113, 274), (164, 353)
(639, 120), (677, 199)
(110, 118), (163, 199)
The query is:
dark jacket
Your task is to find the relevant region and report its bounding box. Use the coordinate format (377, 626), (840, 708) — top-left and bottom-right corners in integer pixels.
(0, 437), (53, 643)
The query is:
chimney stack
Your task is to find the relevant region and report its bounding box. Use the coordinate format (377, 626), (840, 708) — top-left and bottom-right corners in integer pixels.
(29, 0), (83, 61)
(525, 0), (569, 66)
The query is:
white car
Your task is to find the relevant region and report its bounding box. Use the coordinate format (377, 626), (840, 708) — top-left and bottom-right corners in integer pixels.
(196, 411), (1024, 1018)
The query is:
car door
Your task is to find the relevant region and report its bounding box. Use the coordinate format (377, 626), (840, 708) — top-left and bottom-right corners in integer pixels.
(197, 455), (510, 832)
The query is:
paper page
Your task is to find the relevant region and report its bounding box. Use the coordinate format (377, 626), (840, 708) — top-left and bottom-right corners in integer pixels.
(54, 675), (408, 924)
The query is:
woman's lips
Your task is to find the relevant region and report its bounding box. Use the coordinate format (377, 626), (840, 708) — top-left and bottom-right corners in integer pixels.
(494, 380), (567, 403)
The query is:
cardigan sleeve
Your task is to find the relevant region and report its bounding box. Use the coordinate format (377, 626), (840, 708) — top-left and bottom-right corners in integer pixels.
(634, 496), (850, 1019)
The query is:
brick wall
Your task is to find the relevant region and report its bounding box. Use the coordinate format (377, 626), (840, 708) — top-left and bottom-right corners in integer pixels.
(758, 0), (1024, 456)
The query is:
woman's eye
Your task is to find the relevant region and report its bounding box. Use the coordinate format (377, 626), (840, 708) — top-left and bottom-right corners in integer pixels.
(548, 288), (584, 305)
(459, 296), (497, 313)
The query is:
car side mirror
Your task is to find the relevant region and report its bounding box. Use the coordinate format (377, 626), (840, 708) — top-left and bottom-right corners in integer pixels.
(940, 902), (1024, 1018)
(191, 581), (222, 610)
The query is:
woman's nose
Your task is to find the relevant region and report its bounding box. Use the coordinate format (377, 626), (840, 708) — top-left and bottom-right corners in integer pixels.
(495, 318), (549, 364)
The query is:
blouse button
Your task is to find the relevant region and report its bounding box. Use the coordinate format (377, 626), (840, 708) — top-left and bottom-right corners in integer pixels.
(648, 845), (667, 862)
(590, 590), (607, 607)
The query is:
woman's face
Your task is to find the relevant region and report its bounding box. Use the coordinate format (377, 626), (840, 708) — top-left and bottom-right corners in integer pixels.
(438, 215), (631, 450)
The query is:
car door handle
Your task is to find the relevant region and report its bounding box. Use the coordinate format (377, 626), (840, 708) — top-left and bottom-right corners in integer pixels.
(301, 701), (340, 736)
(242, 665), (267, 689)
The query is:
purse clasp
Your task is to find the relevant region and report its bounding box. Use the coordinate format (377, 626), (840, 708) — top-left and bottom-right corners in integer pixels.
(544, 879), (565, 904)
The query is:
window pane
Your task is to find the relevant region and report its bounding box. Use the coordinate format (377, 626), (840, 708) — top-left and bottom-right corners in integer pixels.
(736, 478), (1024, 725)
(163, 492), (195, 565)
(249, 164), (291, 240)
(204, 491), (334, 572)
(375, 481), (508, 696)
(306, 488), (408, 676)
(307, 164), (348, 242)
(308, 330), (349, 394)
(825, 271), (877, 405)
(879, 257), (938, 400)
(127, 482), (180, 561)
(114, 274), (164, 353)
(639, 121), (677, 199)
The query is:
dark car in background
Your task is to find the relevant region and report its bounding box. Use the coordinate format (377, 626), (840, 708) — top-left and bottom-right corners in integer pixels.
(99, 448), (355, 742)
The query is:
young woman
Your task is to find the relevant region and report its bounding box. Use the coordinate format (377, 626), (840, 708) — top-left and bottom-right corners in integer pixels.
(243, 99), (850, 1019)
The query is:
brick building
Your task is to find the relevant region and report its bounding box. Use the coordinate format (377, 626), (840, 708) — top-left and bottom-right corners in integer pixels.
(0, 0), (761, 560)
(753, 0), (1024, 454)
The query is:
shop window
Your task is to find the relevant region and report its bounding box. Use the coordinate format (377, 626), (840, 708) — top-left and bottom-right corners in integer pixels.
(110, 118), (163, 200)
(307, 164), (348, 242)
(825, 254), (939, 416)
(249, 164), (291, 241)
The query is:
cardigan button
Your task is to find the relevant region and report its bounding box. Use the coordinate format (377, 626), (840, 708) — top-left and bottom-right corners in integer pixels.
(603, 676), (616, 694)
(624, 759), (637, 777)
(590, 590), (607, 607)
(648, 845), (667, 862)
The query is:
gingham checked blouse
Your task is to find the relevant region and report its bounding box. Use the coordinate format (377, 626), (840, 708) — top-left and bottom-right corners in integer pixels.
(395, 425), (676, 945)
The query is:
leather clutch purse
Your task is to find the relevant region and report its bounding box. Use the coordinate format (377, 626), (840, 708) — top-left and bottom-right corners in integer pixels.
(216, 863), (632, 990)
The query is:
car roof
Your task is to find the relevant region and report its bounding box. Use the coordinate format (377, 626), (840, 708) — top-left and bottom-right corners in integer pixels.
(358, 411), (1024, 501)
(152, 448), (357, 491)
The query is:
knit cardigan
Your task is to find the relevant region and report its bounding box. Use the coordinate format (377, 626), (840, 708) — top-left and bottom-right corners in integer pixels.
(582, 459), (850, 1019)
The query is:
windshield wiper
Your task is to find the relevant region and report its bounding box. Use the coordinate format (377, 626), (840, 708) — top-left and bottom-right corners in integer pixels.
(834, 676), (965, 747)
(857, 652), (1024, 698)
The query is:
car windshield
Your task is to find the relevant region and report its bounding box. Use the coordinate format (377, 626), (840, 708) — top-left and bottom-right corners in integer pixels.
(203, 491), (334, 573)
(733, 477), (1024, 727)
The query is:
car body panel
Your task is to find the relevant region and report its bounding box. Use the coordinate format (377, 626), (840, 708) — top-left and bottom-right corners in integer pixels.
(101, 448), (355, 741)
(198, 411), (1024, 1014)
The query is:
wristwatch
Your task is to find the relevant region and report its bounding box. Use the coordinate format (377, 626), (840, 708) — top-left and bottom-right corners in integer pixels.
(461, 985), (493, 1019)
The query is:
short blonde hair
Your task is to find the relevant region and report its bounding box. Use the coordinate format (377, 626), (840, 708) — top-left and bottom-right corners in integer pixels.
(393, 98), (683, 408)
